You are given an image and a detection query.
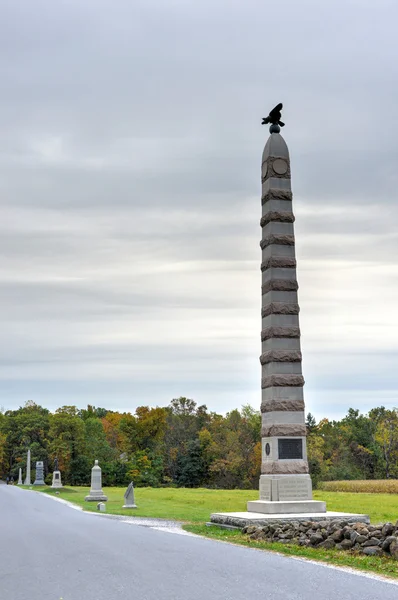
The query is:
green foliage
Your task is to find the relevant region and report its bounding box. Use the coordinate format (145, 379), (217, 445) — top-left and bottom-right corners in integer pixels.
(1, 399), (397, 488)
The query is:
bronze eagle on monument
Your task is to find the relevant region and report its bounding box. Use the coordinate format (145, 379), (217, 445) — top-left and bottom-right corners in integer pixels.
(262, 103), (285, 127)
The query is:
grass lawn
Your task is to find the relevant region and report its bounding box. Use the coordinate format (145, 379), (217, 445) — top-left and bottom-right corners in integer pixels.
(27, 486), (398, 525)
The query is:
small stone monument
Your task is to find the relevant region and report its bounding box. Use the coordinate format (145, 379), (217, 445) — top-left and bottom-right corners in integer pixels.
(33, 461), (46, 486)
(24, 449), (31, 486)
(122, 482), (137, 509)
(97, 502), (106, 512)
(85, 460), (108, 502)
(51, 457), (63, 488)
(17, 468), (23, 485)
(51, 471), (63, 488)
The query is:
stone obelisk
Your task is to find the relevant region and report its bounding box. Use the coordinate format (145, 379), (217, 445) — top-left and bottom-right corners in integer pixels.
(85, 460), (108, 502)
(209, 105), (370, 526)
(24, 449), (31, 486)
(17, 468), (23, 485)
(247, 104), (324, 514)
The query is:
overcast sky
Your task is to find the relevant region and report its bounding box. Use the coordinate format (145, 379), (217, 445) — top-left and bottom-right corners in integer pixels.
(0, 0), (397, 420)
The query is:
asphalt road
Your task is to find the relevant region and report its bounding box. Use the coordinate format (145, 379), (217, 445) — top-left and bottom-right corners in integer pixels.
(0, 484), (397, 600)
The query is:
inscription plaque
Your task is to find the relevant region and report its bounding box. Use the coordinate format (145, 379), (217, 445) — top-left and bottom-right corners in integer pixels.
(265, 443), (270, 456)
(259, 478), (271, 501)
(278, 438), (303, 460)
(278, 477), (311, 501)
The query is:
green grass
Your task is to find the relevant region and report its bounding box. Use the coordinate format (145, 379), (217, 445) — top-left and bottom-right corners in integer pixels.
(312, 490), (398, 524)
(183, 524), (398, 579)
(35, 486), (259, 522)
(29, 486), (398, 525)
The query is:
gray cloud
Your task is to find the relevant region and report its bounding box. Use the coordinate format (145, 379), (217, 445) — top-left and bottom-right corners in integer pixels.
(0, 0), (397, 418)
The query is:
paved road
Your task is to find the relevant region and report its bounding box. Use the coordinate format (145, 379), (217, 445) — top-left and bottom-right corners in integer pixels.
(0, 485), (397, 600)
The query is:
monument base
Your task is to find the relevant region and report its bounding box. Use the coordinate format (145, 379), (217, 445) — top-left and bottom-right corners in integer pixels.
(51, 471), (63, 488)
(33, 480), (46, 486)
(122, 503), (137, 509)
(247, 499), (326, 514)
(209, 511), (370, 529)
(85, 493), (108, 502)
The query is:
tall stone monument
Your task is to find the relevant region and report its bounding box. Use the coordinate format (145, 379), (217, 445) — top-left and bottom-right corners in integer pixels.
(247, 104), (324, 515)
(17, 468), (23, 485)
(209, 104), (369, 526)
(24, 449), (31, 486)
(85, 460), (108, 502)
(33, 461), (46, 486)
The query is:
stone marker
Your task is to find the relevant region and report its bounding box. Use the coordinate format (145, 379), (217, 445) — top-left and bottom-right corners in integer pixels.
(123, 482), (137, 509)
(24, 449), (31, 486)
(51, 456), (63, 488)
(85, 460), (108, 502)
(51, 470), (63, 488)
(17, 468), (23, 485)
(33, 461), (46, 486)
(97, 502), (106, 512)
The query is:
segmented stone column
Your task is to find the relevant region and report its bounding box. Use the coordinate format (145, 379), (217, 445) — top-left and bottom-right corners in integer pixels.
(249, 130), (326, 512)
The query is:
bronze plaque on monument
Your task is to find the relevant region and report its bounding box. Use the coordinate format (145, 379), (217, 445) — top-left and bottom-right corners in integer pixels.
(278, 438), (303, 460)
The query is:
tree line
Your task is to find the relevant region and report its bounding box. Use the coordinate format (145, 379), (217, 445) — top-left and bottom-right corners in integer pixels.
(0, 399), (397, 487)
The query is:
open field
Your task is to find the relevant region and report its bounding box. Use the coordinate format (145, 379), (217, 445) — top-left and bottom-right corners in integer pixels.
(319, 480), (398, 494)
(27, 486), (398, 525)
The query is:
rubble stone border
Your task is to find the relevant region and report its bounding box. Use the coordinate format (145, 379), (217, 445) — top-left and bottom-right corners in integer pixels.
(243, 519), (398, 560)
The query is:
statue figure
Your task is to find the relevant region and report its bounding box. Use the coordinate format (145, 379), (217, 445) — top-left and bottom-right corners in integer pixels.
(54, 457), (59, 471)
(262, 103), (285, 129)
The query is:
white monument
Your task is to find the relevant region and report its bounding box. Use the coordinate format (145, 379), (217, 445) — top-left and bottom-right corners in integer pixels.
(51, 470), (63, 488)
(17, 468), (23, 485)
(85, 460), (108, 502)
(24, 449), (31, 486)
(123, 482), (137, 508)
(33, 461), (46, 486)
(51, 457), (62, 488)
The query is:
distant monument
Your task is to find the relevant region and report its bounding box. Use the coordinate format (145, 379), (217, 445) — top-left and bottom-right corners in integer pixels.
(33, 461), (46, 486)
(210, 104), (369, 526)
(51, 457), (63, 489)
(85, 460), (108, 502)
(24, 449), (31, 486)
(17, 468), (23, 485)
(123, 482), (137, 509)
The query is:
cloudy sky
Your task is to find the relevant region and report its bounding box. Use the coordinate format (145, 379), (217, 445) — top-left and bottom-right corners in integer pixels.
(1, 0), (397, 420)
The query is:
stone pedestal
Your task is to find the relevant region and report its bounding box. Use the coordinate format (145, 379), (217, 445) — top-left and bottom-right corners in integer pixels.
(24, 449), (31, 486)
(51, 470), (63, 488)
(33, 461), (46, 486)
(85, 460), (108, 502)
(17, 468), (23, 485)
(209, 512), (370, 529)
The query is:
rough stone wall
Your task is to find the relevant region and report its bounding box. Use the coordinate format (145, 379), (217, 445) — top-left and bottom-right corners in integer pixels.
(244, 519), (398, 560)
